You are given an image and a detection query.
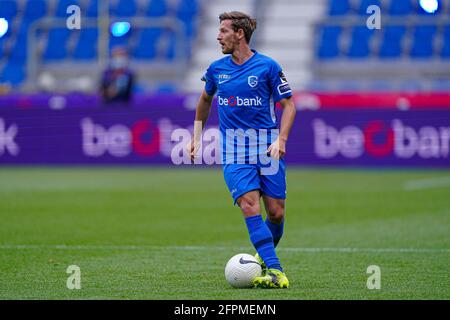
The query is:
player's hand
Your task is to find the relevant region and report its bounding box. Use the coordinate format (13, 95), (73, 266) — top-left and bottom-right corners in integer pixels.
(187, 139), (200, 163)
(266, 137), (286, 160)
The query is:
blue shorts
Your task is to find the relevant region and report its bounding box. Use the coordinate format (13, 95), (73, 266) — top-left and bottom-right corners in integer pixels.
(223, 159), (286, 205)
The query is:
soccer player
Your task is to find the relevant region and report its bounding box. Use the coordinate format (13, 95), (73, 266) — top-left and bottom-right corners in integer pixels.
(190, 11), (296, 288)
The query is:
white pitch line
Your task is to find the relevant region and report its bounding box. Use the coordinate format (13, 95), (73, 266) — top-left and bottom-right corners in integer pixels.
(0, 244), (448, 253)
(404, 176), (450, 191)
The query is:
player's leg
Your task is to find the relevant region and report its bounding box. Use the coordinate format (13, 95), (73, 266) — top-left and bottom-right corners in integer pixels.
(259, 158), (287, 248)
(237, 190), (283, 273)
(223, 164), (287, 288)
(251, 159), (289, 288)
(254, 197), (284, 272)
(262, 196), (285, 248)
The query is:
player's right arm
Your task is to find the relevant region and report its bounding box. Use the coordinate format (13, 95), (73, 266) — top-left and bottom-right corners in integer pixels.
(189, 89), (214, 161)
(195, 89), (214, 128)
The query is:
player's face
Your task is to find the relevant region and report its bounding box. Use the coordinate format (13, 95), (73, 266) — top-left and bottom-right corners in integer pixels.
(217, 20), (239, 54)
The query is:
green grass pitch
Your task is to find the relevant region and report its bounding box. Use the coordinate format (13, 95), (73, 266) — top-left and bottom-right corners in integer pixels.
(0, 167), (448, 299)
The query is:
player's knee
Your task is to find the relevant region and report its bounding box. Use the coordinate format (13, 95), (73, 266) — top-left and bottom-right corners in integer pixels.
(239, 196), (260, 216)
(267, 203), (285, 223)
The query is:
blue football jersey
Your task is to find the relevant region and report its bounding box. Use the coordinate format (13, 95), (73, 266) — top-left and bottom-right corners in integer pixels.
(202, 50), (292, 133)
(202, 49), (292, 164)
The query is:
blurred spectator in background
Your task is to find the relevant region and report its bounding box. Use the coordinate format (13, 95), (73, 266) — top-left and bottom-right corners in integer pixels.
(100, 46), (135, 104)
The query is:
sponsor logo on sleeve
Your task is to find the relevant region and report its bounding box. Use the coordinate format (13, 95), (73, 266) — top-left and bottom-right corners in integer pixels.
(279, 71), (288, 83)
(277, 71), (291, 95)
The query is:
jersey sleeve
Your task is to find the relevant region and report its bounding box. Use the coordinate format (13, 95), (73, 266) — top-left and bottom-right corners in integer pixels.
(201, 64), (217, 96)
(268, 61), (292, 102)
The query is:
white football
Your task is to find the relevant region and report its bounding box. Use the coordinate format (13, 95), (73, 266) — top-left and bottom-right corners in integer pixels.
(224, 253), (262, 288)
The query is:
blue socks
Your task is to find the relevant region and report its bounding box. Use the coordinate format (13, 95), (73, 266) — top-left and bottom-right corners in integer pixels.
(265, 218), (284, 247)
(245, 215), (282, 271)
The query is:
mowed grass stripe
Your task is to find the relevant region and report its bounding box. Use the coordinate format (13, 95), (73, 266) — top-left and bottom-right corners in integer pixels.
(0, 244), (449, 253)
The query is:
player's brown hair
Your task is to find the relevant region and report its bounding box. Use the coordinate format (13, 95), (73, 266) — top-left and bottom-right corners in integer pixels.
(219, 11), (257, 44)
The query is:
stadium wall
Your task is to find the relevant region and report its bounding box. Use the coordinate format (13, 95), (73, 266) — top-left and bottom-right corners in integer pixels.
(0, 93), (449, 167)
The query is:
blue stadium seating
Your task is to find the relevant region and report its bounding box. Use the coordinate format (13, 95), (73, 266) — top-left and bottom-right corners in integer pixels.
(146, 0), (168, 17)
(317, 25), (342, 59)
(73, 28), (98, 60)
(43, 28), (71, 60)
(0, 0), (199, 86)
(9, 26), (28, 63)
(155, 82), (178, 93)
(441, 25), (450, 58)
(347, 26), (375, 58)
(166, 31), (178, 60)
(54, 0), (80, 17)
(389, 0), (413, 15)
(109, 34), (131, 51)
(23, 0), (47, 22)
(111, 0), (137, 17)
(132, 28), (163, 59)
(0, 63), (25, 85)
(379, 25), (407, 58)
(0, 23), (11, 56)
(318, 0), (449, 61)
(86, 0), (98, 17)
(176, 0), (199, 38)
(358, 0), (381, 15)
(410, 25), (437, 58)
(0, 0), (18, 19)
(328, 0), (351, 15)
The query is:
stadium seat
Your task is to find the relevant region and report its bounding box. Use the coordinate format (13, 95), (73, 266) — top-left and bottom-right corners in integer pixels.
(388, 0), (413, 15)
(109, 33), (131, 50)
(132, 28), (163, 59)
(328, 0), (350, 15)
(440, 25), (450, 58)
(86, 0), (98, 17)
(0, 0), (18, 19)
(0, 37), (6, 58)
(43, 28), (71, 60)
(73, 28), (98, 60)
(358, 0), (381, 15)
(111, 0), (137, 17)
(54, 0), (80, 17)
(378, 25), (407, 58)
(145, 0), (168, 17)
(317, 25), (342, 59)
(23, 0), (47, 22)
(347, 26), (374, 58)
(165, 31), (179, 60)
(155, 82), (178, 93)
(9, 26), (28, 63)
(176, 0), (198, 38)
(0, 63), (25, 85)
(410, 25), (437, 58)
(0, 23), (12, 56)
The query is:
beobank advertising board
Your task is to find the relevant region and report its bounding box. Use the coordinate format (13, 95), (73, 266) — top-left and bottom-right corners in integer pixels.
(0, 94), (449, 167)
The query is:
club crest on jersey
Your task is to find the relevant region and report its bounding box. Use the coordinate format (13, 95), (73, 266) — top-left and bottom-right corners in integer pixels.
(248, 76), (258, 88)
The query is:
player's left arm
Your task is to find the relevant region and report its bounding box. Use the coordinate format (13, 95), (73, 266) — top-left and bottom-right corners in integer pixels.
(267, 97), (297, 160)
